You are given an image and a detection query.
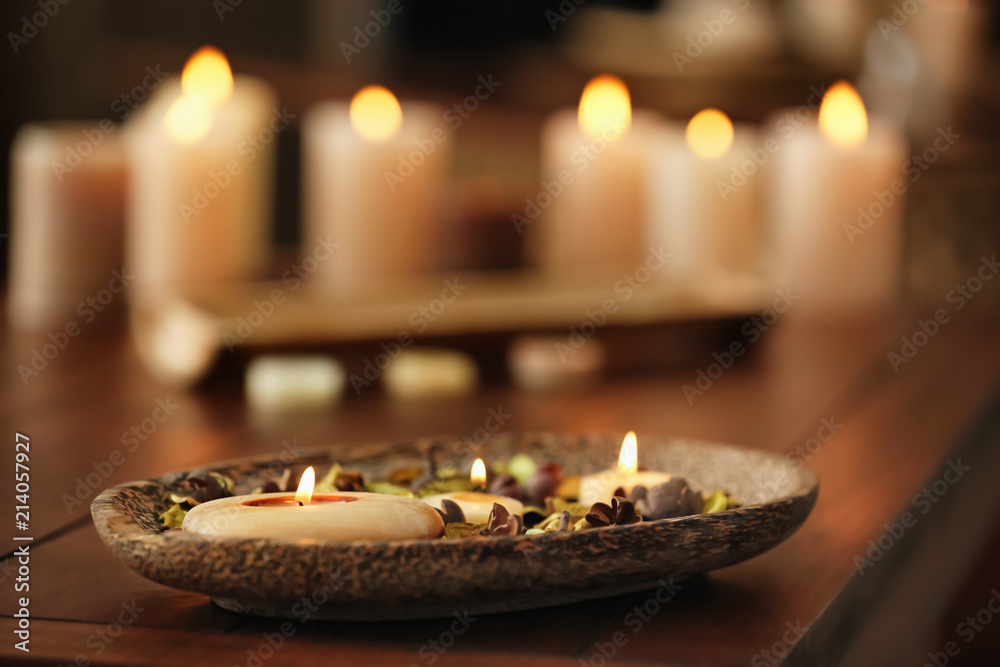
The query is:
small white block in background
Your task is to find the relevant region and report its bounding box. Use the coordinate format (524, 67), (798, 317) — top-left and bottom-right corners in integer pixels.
(507, 335), (606, 391)
(383, 348), (479, 400)
(246, 355), (346, 412)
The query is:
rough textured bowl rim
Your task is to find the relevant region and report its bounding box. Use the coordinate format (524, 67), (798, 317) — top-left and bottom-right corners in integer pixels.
(92, 432), (819, 620)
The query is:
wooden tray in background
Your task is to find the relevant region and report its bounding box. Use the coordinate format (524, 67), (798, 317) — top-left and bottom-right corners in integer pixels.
(130, 268), (776, 386)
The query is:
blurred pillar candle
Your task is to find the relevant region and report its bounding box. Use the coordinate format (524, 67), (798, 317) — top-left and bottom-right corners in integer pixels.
(8, 123), (127, 331)
(647, 109), (762, 278)
(769, 82), (907, 316)
(531, 75), (661, 273)
(302, 86), (450, 287)
(125, 46), (277, 298)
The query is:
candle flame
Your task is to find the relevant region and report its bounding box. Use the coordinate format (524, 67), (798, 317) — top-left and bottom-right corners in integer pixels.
(818, 81), (867, 147)
(470, 458), (487, 489)
(295, 466), (315, 505)
(350, 85), (403, 142)
(164, 94), (213, 144)
(578, 74), (631, 142)
(181, 46), (234, 106)
(165, 46), (233, 144)
(617, 431), (638, 476)
(686, 109), (734, 159)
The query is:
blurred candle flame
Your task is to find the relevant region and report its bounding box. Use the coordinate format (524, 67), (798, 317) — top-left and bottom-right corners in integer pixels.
(295, 466), (316, 505)
(819, 81), (867, 147)
(165, 46), (234, 144)
(181, 46), (234, 106)
(164, 94), (213, 145)
(617, 431), (638, 476)
(470, 458), (487, 489)
(686, 109), (734, 159)
(578, 75), (631, 141)
(350, 85), (403, 142)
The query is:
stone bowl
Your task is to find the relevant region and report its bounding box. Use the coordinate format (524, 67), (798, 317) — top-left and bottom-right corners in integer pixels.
(91, 433), (818, 620)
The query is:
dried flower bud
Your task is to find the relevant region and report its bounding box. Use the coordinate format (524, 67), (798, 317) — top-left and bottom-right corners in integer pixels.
(480, 503), (524, 537)
(488, 474), (523, 501)
(526, 463), (563, 502)
(585, 496), (641, 528)
(334, 471), (365, 492)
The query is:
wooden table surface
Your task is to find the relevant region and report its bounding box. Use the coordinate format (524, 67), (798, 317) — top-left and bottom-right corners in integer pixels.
(2, 302), (1000, 667)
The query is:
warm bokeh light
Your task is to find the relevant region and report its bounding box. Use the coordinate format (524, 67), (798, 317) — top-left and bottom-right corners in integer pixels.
(163, 94), (213, 144)
(686, 109), (734, 159)
(578, 75), (632, 141)
(181, 46), (234, 106)
(617, 431), (638, 476)
(350, 85), (403, 142)
(295, 466), (316, 505)
(470, 458), (487, 489)
(818, 81), (868, 147)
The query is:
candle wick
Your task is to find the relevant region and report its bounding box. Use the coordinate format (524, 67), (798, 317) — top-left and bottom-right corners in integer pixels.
(297, 501), (304, 507)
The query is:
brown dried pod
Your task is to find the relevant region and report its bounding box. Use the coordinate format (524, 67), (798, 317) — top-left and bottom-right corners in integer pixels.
(435, 498), (467, 524)
(488, 474), (523, 501)
(585, 495), (641, 527)
(479, 503), (524, 537)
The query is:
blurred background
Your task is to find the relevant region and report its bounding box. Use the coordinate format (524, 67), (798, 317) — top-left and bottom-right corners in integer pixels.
(1, 0), (998, 281)
(3, 1), (1000, 664)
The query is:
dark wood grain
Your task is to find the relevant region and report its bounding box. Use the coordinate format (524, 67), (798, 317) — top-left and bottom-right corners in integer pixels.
(1, 306), (998, 666)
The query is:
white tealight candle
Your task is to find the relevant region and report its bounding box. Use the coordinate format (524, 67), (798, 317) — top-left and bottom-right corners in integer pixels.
(647, 109), (763, 279)
(183, 467), (444, 541)
(419, 458), (523, 523)
(530, 75), (663, 274)
(579, 432), (672, 507)
(769, 81), (907, 317)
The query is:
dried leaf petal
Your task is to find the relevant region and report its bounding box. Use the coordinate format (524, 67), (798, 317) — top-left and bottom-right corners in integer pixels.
(159, 504), (187, 530)
(444, 522), (485, 539)
(435, 498), (466, 524)
(365, 481), (415, 498)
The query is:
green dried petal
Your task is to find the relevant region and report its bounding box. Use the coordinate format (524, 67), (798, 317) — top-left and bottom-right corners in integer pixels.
(444, 522), (485, 539)
(507, 453), (537, 486)
(314, 464), (343, 493)
(536, 510), (586, 532)
(388, 467), (425, 486)
(159, 504), (187, 530)
(162, 492), (199, 508)
(703, 490), (727, 514)
(212, 472), (236, 495)
(436, 465), (459, 480)
(572, 518), (590, 531)
(546, 497), (591, 516)
(415, 477), (472, 497)
(315, 465), (340, 492)
(365, 481), (415, 497)
(525, 528), (545, 535)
